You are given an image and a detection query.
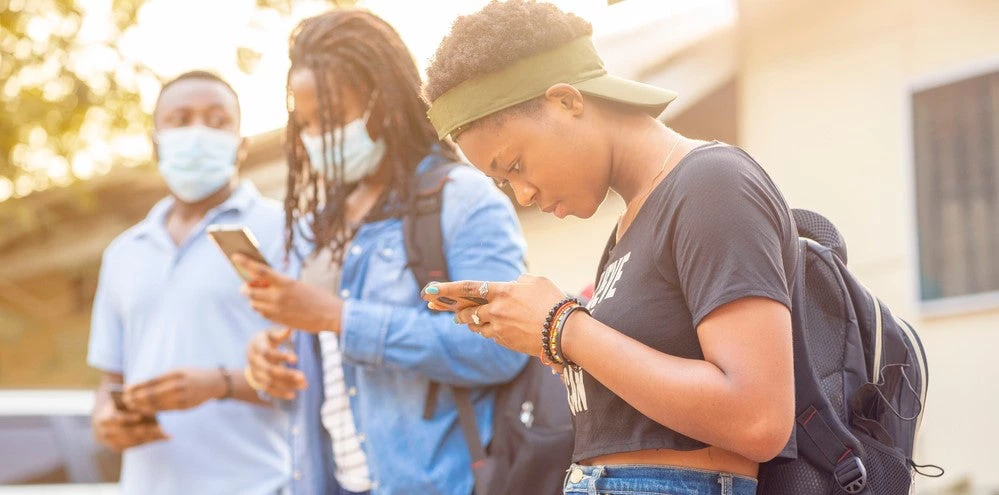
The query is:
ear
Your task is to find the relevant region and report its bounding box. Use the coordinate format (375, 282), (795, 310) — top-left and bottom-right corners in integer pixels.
(235, 137), (250, 170)
(543, 83), (585, 117)
(150, 133), (160, 163)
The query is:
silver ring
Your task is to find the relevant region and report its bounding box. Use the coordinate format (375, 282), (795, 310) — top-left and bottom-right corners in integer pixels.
(472, 308), (481, 326)
(478, 281), (489, 299)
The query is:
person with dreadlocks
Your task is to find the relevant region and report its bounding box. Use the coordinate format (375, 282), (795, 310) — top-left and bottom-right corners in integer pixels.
(421, 2), (797, 495)
(232, 9), (528, 495)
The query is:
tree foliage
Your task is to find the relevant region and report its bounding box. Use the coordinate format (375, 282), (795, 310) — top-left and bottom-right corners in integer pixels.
(0, 0), (351, 201)
(0, 0), (152, 199)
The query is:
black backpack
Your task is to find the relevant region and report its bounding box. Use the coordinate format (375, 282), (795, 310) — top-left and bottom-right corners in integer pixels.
(757, 209), (940, 494)
(404, 159), (574, 495)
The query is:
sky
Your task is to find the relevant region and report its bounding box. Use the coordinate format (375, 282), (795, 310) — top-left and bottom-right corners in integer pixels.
(98, 0), (698, 135)
(2, 0), (730, 202)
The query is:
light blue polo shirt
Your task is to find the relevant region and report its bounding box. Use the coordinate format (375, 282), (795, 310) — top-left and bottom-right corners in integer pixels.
(88, 181), (293, 495)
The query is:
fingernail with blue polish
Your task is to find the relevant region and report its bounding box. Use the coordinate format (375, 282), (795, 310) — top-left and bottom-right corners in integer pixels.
(425, 285), (439, 295)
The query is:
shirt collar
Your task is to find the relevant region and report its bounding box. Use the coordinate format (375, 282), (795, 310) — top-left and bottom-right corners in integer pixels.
(131, 180), (261, 240)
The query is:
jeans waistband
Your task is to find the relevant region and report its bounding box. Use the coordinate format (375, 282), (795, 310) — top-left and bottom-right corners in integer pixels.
(562, 463), (758, 495)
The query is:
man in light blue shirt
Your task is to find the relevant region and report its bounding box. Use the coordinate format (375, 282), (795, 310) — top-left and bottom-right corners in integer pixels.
(87, 71), (293, 495)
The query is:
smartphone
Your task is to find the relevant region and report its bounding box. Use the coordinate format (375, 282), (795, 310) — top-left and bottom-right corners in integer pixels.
(107, 383), (128, 412)
(431, 295), (489, 311)
(106, 383), (159, 424)
(207, 225), (270, 282)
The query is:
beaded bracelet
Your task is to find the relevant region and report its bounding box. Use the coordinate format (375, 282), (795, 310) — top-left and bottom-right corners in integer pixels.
(542, 297), (578, 364)
(542, 300), (573, 363)
(555, 305), (590, 366)
(548, 305), (573, 365)
(551, 299), (581, 362)
(548, 300), (580, 364)
(539, 351), (554, 367)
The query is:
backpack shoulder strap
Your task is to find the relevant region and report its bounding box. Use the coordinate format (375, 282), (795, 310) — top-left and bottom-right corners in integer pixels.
(791, 238), (873, 495)
(405, 161), (460, 290)
(406, 161), (490, 465)
(452, 387), (487, 463)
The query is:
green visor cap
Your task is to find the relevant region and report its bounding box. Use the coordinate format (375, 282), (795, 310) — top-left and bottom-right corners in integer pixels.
(427, 36), (678, 140)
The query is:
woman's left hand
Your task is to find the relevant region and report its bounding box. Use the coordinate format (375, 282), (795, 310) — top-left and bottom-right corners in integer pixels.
(233, 254), (342, 333)
(422, 274), (566, 356)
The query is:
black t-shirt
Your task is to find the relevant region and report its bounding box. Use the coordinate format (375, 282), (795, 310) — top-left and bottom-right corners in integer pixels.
(567, 142), (798, 462)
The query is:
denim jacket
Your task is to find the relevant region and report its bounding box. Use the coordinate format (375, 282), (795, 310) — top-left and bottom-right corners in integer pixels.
(287, 154), (529, 495)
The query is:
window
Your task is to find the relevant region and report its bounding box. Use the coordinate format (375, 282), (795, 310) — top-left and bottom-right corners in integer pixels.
(912, 68), (999, 303)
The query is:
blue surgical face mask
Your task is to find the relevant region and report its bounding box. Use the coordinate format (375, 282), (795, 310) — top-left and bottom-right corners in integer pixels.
(156, 125), (241, 203)
(300, 106), (386, 185)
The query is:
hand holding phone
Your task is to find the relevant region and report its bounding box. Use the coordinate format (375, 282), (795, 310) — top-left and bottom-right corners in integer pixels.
(422, 281), (490, 312)
(207, 225), (270, 283)
(423, 277), (568, 357)
(95, 386), (168, 451)
(107, 383), (128, 412)
(429, 295), (489, 312)
(106, 383), (159, 423)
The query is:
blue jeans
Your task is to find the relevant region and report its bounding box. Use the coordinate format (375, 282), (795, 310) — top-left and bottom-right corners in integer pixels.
(562, 464), (758, 495)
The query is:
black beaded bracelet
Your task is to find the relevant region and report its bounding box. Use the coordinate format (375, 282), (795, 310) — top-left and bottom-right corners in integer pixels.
(549, 304), (573, 365)
(554, 305), (590, 366)
(542, 297), (578, 363)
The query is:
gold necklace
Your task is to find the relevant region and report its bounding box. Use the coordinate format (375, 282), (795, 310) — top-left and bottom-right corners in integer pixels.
(617, 136), (682, 241)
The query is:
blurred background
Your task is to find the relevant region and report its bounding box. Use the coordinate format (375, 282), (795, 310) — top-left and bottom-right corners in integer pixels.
(1, 0), (997, 493)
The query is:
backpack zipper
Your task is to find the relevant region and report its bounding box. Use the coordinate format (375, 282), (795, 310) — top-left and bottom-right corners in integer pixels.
(863, 286), (885, 384)
(894, 316), (929, 435)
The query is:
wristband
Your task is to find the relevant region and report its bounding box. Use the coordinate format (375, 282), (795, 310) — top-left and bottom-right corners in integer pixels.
(219, 367), (234, 399)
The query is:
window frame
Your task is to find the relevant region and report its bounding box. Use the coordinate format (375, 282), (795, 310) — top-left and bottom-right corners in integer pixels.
(906, 56), (999, 318)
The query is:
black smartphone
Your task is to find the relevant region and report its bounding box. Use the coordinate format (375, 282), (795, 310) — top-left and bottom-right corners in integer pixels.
(106, 383), (159, 424)
(432, 295), (489, 311)
(107, 383), (128, 412)
(207, 225), (270, 282)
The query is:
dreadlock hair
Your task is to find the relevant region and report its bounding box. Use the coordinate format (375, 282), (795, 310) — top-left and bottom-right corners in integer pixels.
(284, 9), (458, 263)
(424, 0), (592, 135)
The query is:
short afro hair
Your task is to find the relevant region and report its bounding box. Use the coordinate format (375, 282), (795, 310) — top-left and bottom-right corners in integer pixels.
(424, 0), (592, 103)
(154, 70), (240, 121)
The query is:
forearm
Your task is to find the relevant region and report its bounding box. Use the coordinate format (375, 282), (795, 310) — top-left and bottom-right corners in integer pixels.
(228, 369), (271, 406)
(318, 297), (343, 334)
(562, 314), (782, 460)
(93, 373), (123, 417)
(341, 299), (527, 386)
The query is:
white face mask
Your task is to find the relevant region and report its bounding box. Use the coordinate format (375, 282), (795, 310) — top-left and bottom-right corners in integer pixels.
(156, 125), (240, 203)
(300, 104), (386, 185)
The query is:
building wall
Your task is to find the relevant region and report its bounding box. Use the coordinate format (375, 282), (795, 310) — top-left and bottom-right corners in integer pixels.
(738, 0), (999, 490)
(0, 154), (285, 389)
(0, 270), (99, 387)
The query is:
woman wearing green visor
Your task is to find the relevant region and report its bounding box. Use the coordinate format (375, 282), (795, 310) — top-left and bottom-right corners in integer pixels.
(421, 2), (796, 494)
